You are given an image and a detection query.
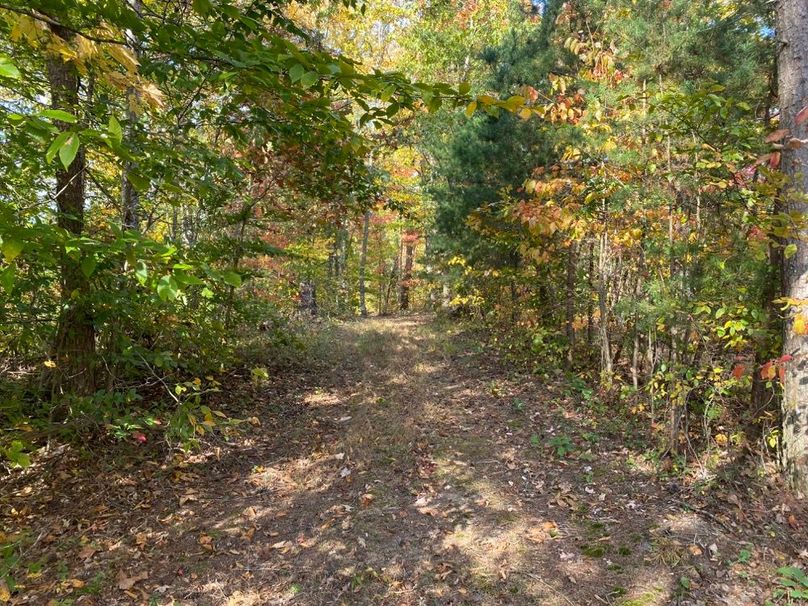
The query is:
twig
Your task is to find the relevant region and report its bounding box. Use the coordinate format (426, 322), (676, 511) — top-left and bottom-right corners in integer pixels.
(671, 497), (736, 535)
(526, 573), (579, 606)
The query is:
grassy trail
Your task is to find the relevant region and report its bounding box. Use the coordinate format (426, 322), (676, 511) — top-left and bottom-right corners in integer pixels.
(2, 316), (799, 605)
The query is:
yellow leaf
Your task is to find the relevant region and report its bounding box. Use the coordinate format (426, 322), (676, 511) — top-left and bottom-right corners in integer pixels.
(138, 80), (165, 109)
(464, 101), (477, 118)
(107, 45), (139, 73)
(794, 313), (808, 335)
(9, 15), (42, 45)
(75, 36), (98, 60)
(0, 579), (9, 603)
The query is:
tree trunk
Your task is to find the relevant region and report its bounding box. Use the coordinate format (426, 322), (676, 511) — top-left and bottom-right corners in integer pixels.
(358, 211), (370, 317)
(777, 0), (808, 492)
(586, 239), (594, 347)
(399, 231), (415, 311)
(565, 241), (577, 363)
(121, 0), (143, 231)
(597, 230), (613, 384)
(47, 27), (96, 397)
(299, 280), (317, 316)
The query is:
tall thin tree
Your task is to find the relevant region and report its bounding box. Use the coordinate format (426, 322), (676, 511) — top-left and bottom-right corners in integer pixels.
(777, 0), (808, 492)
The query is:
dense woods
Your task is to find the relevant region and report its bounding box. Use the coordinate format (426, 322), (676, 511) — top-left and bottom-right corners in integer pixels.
(2, 0), (808, 603)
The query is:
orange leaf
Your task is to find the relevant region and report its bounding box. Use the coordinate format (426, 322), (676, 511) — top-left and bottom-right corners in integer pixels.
(769, 152), (781, 169)
(731, 364), (745, 380)
(760, 361), (776, 381)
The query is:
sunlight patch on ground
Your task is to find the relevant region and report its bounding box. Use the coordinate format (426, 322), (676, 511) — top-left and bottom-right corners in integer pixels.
(616, 569), (672, 606)
(303, 390), (341, 406)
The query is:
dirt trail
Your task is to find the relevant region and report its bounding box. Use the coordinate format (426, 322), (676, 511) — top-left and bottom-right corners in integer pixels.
(2, 316), (801, 605)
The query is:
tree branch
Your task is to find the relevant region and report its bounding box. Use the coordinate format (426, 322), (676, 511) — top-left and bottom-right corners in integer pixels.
(0, 3), (127, 45)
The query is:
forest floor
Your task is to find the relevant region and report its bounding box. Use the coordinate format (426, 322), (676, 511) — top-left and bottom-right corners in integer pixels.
(2, 316), (807, 606)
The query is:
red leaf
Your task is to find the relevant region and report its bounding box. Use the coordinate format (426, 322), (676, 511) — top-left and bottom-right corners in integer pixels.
(796, 104), (808, 127)
(765, 128), (789, 143)
(768, 152), (781, 169)
(760, 361), (776, 381)
(731, 364), (745, 380)
(132, 431), (147, 444)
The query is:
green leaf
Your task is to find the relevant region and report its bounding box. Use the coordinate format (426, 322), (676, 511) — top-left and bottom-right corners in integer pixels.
(134, 260), (148, 284)
(127, 171), (150, 192)
(40, 109), (78, 124)
(0, 266), (14, 293)
(157, 275), (180, 301)
(785, 243), (798, 259)
(300, 71), (319, 89)
(5, 441), (30, 468)
(45, 131), (71, 164)
(59, 134), (80, 169)
(174, 271), (204, 286)
(0, 56), (21, 80)
(108, 116), (123, 145)
(458, 81), (471, 95)
(192, 0), (213, 15)
(222, 270), (242, 287)
(80, 256), (97, 278)
(289, 63), (305, 83)
(1, 238), (23, 262)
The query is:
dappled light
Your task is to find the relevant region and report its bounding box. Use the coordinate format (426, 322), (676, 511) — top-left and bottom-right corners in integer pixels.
(3, 318), (804, 604)
(2, 0), (808, 604)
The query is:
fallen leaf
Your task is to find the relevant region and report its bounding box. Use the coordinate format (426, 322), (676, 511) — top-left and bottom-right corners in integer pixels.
(360, 493), (375, 507)
(78, 544), (97, 560)
(198, 534), (214, 551)
(797, 104), (808, 126)
(0, 580), (10, 603)
(179, 490), (199, 505)
(116, 569), (148, 591)
(765, 128), (789, 143)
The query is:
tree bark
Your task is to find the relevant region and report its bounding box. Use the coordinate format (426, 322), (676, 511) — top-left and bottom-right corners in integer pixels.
(777, 0), (808, 492)
(121, 0), (143, 231)
(399, 231), (415, 311)
(47, 27), (96, 397)
(598, 230), (613, 384)
(358, 211), (370, 317)
(565, 241), (577, 363)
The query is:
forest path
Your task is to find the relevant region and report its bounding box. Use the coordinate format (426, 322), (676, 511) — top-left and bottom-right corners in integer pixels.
(4, 316), (792, 605)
